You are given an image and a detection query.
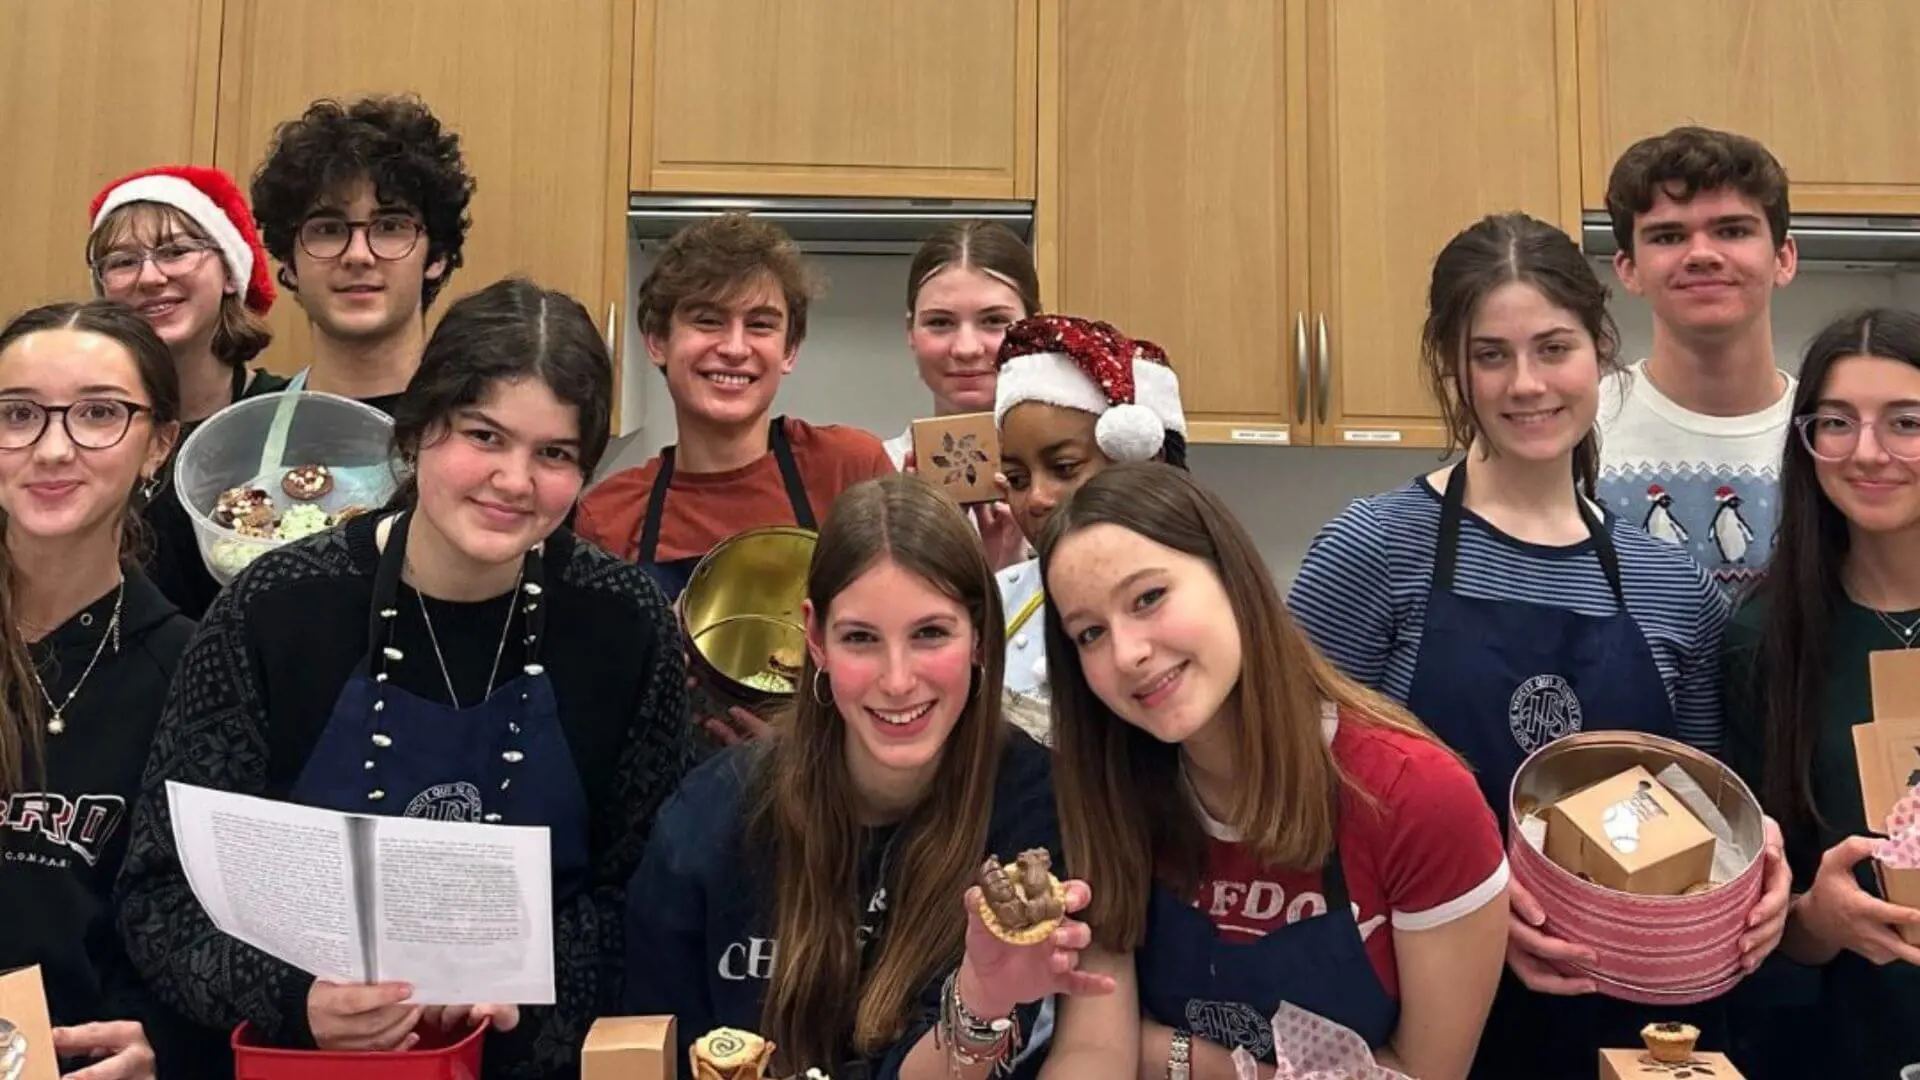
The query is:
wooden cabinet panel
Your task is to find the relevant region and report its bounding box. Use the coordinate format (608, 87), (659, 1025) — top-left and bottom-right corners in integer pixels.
(638, 0), (1037, 198)
(0, 0), (223, 316)
(215, 0), (633, 378)
(1580, 0), (1920, 212)
(1312, 0), (1577, 447)
(1053, 0), (1302, 446)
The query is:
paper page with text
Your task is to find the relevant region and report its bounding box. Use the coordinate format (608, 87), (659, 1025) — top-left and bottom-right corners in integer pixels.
(166, 781), (369, 985)
(367, 813), (555, 1005)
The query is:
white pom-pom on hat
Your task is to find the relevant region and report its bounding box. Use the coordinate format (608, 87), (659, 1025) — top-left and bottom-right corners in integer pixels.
(1096, 402), (1168, 461)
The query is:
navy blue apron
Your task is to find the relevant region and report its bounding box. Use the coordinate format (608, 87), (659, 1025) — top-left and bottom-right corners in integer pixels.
(1407, 464), (1676, 814)
(633, 417), (817, 602)
(290, 511), (591, 894)
(1137, 846), (1398, 1064)
(1403, 466), (1712, 1079)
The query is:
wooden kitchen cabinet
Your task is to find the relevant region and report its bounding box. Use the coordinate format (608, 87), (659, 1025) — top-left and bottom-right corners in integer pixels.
(1050, 0), (1303, 445)
(1579, 0), (1920, 213)
(1045, 0), (1578, 448)
(1312, 0), (1577, 447)
(636, 0), (1038, 198)
(214, 0), (635, 380)
(0, 0), (224, 316)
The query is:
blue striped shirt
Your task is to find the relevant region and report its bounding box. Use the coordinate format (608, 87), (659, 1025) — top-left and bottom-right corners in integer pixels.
(1284, 477), (1730, 756)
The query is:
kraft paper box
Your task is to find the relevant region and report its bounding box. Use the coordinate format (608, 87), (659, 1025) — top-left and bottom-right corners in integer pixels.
(1851, 649), (1920, 946)
(582, 1016), (676, 1080)
(911, 412), (1000, 506)
(0, 965), (58, 1080)
(1545, 765), (1715, 896)
(1599, 1047), (1745, 1079)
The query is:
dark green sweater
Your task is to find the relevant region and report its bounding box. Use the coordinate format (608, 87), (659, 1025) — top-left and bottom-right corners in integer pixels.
(1722, 595), (1920, 1078)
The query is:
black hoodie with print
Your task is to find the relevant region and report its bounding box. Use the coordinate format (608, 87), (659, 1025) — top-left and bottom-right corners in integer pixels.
(0, 569), (201, 1071)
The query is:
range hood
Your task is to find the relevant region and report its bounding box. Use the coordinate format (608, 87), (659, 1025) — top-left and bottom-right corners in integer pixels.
(628, 195), (1035, 255)
(1581, 210), (1920, 271)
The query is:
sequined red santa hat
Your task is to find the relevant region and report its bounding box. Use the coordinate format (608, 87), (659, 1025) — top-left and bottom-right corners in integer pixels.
(993, 314), (1186, 462)
(88, 165), (276, 314)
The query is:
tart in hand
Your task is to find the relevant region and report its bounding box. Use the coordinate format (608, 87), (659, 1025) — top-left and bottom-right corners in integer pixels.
(976, 848), (1067, 945)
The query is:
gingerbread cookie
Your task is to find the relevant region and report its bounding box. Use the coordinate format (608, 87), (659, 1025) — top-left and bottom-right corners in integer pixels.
(282, 463), (334, 501)
(976, 848), (1066, 945)
(213, 485), (272, 528)
(689, 1028), (775, 1080)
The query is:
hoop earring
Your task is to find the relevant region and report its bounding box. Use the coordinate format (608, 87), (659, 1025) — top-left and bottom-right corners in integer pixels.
(811, 668), (834, 706)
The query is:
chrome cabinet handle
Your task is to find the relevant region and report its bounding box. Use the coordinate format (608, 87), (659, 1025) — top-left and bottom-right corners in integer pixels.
(1294, 312), (1308, 424)
(1315, 313), (1331, 424)
(605, 302), (618, 352)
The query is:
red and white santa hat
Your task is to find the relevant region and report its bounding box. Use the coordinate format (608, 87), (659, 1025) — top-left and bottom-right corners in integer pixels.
(88, 165), (275, 314)
(993, 314), (1187, 462)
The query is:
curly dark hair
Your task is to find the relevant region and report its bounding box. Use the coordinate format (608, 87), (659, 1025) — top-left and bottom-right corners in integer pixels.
(249, 94), (476, 309)
(1606, 125), (1791, 257)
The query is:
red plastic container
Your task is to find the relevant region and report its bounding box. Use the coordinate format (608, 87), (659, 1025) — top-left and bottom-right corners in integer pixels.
(1507, 730), (1767, 1005)
(232, 1018), (488, 1080)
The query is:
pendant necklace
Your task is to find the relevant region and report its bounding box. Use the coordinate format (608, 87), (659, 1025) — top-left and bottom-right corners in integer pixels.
(32, 578), (126, 735)
(1876, 608), (1920, 649)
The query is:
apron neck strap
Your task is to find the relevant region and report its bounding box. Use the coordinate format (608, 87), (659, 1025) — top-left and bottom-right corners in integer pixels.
(364, 510), (551, 678)
(1435, 463), (1627, 610)
(633, 416), (817, 564)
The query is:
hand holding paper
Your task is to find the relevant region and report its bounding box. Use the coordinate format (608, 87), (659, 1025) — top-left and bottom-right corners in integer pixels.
(165, 781), (555, 1006)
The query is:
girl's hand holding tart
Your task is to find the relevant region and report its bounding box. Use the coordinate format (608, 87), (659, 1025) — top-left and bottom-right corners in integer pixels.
(955, 854), (1114, 1022)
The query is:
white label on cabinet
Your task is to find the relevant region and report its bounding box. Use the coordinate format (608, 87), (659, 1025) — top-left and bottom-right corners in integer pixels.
(1341, 429), (1404, 444)
(1229, 428), (1290, 444)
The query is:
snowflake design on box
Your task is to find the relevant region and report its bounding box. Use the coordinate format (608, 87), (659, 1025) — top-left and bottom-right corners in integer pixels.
(929, 431), (991, 486)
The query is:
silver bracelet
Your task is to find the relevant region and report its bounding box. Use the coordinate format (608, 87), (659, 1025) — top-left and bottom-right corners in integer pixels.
(1167, 1028), (1192, 1080)
(936, 971), (1020, 1070)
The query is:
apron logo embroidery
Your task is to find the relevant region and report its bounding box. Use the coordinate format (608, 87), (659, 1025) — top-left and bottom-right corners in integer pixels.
(1185, 999), (1273, 1060)
(404, 781), (485, 822)
(1507, 674), (1583, 751)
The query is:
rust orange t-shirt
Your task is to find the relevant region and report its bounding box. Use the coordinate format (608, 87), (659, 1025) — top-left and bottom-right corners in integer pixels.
(575, 417), (895, 563)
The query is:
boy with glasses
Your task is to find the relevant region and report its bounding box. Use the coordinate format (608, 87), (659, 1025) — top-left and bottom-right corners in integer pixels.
(1598, 126), (1799, 595)
(248, 94), (476, 414)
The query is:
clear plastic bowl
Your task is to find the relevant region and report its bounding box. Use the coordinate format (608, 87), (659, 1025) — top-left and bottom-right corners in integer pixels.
(174, 391), (401, 585)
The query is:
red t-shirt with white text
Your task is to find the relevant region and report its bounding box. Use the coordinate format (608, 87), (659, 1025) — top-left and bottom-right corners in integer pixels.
(1189, 709), (1508, 998)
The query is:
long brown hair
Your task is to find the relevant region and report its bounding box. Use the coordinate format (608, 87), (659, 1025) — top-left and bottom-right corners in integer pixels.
(1036, 462), (1441, 950)
(1421, 213), (1624, 499)
(906, 220), (1042, 317)
(0, 300), (183, 802)
(1757, 308), (1920, 837)
(745, 474), (1007, 1070)
(87, 203), (273, 370)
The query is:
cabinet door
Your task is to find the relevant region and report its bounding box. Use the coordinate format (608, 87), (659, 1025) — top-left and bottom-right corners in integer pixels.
(1580, 0), (1920, 213)
(1310, 0), (1578, 448)
(0, 0), (223, 316)
(1051, 0), (1304, 447)
(638, 0), (1037, 198)
(215, 0), (634, 387)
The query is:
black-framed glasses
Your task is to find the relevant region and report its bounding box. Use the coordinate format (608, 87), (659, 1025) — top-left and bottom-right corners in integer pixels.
(1793, 411), (1920, 462)
(89, 240), (220, 290)
(0, 399), (151, 451)
(297, 214), (425, 261)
